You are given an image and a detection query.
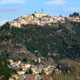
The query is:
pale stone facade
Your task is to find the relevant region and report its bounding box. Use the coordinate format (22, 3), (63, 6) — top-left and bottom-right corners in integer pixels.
(9, 12), (68, 28)
(32, 12), (47, 18)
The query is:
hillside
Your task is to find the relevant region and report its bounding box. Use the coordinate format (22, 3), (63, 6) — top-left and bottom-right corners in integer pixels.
(0, 56), (14, 80)
(0, 21), (80, 63)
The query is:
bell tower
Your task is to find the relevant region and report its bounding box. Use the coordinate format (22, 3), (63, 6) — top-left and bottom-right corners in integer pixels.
(41, 8), (44, 13)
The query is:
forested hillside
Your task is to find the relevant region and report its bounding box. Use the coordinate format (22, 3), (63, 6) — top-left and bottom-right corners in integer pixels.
(0, 21), (80, 62)
(0, 56), (14, 80)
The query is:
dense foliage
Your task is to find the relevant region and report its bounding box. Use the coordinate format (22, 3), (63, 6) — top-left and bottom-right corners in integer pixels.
(0, 22), (80, 62)
(69, 12), (79, 17)
(0, 57), (13, 80)
(0, 21), (80, 79)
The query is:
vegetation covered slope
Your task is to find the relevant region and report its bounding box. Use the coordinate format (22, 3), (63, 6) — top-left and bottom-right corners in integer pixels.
(0, 21), (80, 62)
(0, 57), (13, 80)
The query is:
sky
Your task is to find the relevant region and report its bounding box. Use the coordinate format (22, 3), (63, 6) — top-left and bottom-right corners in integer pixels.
(0, 0), (80, 25)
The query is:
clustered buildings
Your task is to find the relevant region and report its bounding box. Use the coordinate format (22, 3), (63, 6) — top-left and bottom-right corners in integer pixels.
(67, 13), (80, 22)
(8, 59), (60, 80)
(9, 11), (80, 28)
(9, 12), (66, 28)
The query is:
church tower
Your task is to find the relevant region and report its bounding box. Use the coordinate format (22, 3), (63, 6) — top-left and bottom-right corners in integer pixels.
(41, 8), (44, 13)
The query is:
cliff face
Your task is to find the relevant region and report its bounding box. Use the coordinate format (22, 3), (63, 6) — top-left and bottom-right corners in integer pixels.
(0, 21), (80, 63)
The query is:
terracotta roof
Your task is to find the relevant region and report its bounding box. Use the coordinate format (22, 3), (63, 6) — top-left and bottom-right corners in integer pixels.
(26, 75), (36, 80)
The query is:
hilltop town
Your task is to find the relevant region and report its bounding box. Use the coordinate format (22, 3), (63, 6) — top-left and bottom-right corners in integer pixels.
(0, 10), (80, 80)
(9, 10), (80, 28)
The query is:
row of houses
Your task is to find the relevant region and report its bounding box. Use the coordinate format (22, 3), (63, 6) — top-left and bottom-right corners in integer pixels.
(9, 74), (54, 80)
(9, 74), (42, 80)
(67, 16), (80, 22)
